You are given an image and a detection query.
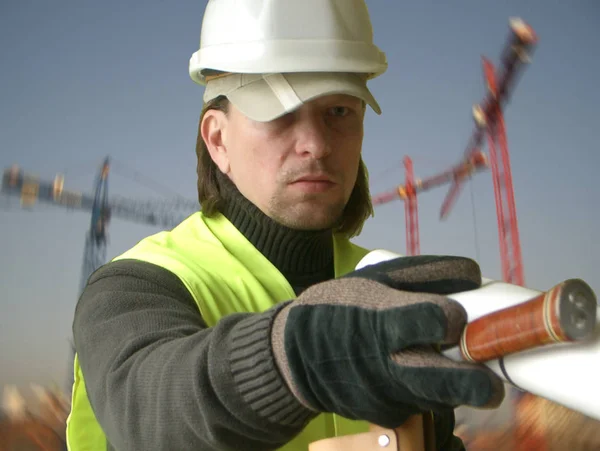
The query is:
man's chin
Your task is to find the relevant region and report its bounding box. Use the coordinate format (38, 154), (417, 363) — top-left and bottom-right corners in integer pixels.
(275, 208), (343, 231)
(285, 219), (336, 231)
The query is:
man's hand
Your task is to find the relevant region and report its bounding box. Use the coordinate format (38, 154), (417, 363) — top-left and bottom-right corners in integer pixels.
(270, 255), (505, 429)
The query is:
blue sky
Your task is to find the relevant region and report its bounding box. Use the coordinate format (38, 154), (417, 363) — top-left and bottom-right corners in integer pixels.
(1, 1), (598, 396)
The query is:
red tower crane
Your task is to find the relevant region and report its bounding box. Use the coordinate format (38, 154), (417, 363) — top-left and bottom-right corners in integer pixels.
(371, 150), (489, 256)
(372, 17), (538, 287)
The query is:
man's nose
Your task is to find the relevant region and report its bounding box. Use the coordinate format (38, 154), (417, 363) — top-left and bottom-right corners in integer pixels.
(294, 115), (332, 159)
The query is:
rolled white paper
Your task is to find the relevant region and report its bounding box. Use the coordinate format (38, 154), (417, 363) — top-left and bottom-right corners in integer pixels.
(355, 249), (600, 421)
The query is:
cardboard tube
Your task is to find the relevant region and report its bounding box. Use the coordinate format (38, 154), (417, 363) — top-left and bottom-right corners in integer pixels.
(355, 249), (600, 421)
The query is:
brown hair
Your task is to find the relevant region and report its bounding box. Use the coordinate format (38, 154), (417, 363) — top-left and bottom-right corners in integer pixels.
(195, 96), (374, 237)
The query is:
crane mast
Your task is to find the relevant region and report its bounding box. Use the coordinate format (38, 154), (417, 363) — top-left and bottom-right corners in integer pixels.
(80, 158), (110, 296)
(469, 18), (538, 286)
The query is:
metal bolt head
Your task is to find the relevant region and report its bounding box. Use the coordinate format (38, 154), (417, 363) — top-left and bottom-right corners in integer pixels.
(378, 434), (391, 447)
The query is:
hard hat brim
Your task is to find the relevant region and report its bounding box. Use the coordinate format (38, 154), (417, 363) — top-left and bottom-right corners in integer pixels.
(203, 72), (381, 122)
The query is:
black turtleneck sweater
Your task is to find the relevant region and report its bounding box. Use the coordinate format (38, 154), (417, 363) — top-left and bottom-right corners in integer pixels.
(72, 175), (338, 451)
(218, 174), (335, 294)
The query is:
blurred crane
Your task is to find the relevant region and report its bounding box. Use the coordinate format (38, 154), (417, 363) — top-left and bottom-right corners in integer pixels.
(372, 17), (537, 287)
(374, 16), (542, 451)
(1, 157), (199, 393)
(372, 151), (489, 256)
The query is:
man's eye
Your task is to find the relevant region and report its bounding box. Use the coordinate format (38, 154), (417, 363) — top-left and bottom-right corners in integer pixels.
(329, 106), (350, 117)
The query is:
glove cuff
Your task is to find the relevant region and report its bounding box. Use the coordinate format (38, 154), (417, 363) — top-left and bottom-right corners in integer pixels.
(229, 302), (317, 429)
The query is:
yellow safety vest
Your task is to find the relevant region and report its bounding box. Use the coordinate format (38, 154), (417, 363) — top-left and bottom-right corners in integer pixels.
(66, 211), (371, 450)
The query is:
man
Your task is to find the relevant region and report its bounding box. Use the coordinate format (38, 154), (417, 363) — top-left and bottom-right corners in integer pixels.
(67, 1), (505, 450)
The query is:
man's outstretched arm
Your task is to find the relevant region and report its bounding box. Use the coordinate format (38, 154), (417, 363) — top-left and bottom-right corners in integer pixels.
(73, 259), (313, 451)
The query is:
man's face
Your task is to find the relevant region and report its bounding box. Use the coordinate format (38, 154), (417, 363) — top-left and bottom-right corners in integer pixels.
(203, 94), (365, 230)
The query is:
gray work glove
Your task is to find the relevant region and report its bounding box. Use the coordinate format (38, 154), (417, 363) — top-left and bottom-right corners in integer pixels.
(271, 255), (505, 429)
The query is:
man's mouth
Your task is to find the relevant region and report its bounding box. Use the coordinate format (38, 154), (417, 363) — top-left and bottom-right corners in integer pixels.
(290, 175), (337, 193)
(292, 174), (335, 184)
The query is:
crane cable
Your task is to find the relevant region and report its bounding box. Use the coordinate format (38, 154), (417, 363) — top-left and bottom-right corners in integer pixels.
(110, 158), (196, 204)
(468, 175), (481, 263)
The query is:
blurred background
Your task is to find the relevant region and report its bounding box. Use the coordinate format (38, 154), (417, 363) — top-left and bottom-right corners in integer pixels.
(1, 1), (599, 449)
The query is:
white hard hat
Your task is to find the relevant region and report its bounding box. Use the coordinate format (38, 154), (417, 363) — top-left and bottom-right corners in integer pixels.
(189, 0), (387, 121)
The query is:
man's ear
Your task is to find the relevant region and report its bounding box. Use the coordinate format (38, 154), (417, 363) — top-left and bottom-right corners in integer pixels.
(201, 109), (230, 174)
